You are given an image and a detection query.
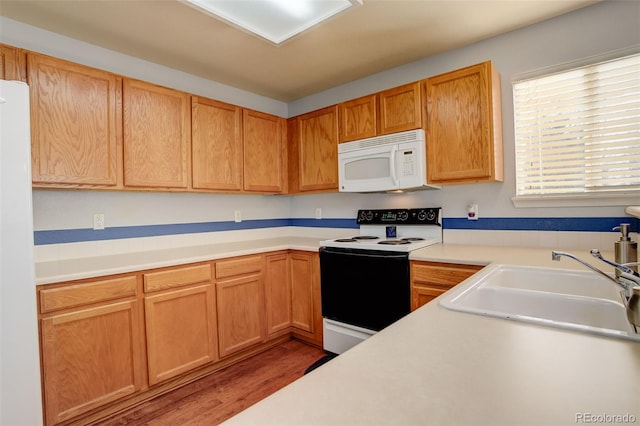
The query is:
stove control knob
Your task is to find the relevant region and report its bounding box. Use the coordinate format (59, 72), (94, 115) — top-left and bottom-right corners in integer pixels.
(417, 209), (427, 221)
(359, 210), (374, 222)
(398, 210), (408, 221)
(426, 209), (437, 222)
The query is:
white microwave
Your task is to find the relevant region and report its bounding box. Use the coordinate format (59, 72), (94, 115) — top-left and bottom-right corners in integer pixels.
(338, 129), (440, 193)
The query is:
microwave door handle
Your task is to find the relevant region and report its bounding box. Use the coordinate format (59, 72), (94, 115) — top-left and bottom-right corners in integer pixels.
(390, 145), (399, 186)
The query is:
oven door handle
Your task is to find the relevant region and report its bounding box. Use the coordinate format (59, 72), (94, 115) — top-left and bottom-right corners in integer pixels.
(320, 246), (408, 260)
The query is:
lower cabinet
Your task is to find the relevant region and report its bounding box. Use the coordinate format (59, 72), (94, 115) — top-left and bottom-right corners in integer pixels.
(215, 255), (266, 357)
(143, 264), (217, 385)
(410, 261), (483, 310)
(38, 275), (143, 425)
(37, 250), (323, 425)
(264, 251), (322, 346)
(289, 251), (323, 346)
(265, 252), (292, 336)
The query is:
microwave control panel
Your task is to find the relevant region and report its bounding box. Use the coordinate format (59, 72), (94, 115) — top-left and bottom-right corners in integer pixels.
(401, 150), (416, 177)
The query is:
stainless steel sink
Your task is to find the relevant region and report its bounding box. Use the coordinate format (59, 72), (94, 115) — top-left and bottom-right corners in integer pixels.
(439, 264), (639, 341)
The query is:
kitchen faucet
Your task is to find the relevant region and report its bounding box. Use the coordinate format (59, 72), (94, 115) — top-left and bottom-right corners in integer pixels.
(551, 250), (640, 328)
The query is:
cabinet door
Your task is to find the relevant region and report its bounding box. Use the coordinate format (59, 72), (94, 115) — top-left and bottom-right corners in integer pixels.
(264, 253), (291, 335)
(425, 61), (503, 184)
(41, 301), (142, 425)
(290, 252), (314, 333)
(0, 44), (25, 81)
(123, 79), (190, 189)
(291, 106), (339, 192)
(27, 52), (121, 186)
(410, 261), (482, 311)
(411, 284), (448, 310)
(192, 96), (243, 191)
(378, 82), (422, 135)
(216, 273), (266, 357)
(242, 109), (286, 193)
(144, 284), (217, 385)
(338, 94), (377, 143)
(290, 252), (322, 346)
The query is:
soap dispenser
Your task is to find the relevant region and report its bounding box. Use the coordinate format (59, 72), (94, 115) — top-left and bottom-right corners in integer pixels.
(613, 223), (638, 277)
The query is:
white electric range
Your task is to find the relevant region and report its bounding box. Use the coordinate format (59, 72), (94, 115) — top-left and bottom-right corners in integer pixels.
(320, 207), (443, 252)
(319, 208), (442, 355)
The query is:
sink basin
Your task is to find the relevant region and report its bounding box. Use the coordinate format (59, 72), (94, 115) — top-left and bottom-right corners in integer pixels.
(440, 264), (639, 341)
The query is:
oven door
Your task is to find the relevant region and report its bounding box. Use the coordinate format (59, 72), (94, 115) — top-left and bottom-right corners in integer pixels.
(319, 246), (410, 332)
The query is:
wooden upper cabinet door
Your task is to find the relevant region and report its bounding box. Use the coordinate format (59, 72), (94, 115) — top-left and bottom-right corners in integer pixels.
(242, 109), (286, 193)
(123, 79), (191, 189)
(0, 44), (25, 81)
(296, 105), (339, 192)
(378, 82), (422, 135)
(338, 94), (377, 143)
(192, 96), (243, 191)
(27, 52), (121, 186)
(425, 61), (503, 184)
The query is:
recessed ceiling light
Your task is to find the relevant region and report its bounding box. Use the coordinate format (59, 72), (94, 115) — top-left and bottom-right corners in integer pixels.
(180, 0), (363, 46)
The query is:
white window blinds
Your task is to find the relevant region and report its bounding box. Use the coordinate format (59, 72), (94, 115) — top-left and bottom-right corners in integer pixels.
(513, 52), (640, 199)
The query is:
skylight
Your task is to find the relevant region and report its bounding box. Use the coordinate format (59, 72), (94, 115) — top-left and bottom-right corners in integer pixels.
(180, 0), (362, 45)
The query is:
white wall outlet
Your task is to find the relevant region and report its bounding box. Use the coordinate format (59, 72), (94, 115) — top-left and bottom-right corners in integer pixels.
(315, 208), (322, 219)
(93, 213), (105, 230)
(234, 210), (242, 223)
(467, 204), (478, 221)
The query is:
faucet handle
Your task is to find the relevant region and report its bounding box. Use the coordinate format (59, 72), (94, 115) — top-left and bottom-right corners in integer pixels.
(590, 249), (639, 277)
(626, 286), (640, 327)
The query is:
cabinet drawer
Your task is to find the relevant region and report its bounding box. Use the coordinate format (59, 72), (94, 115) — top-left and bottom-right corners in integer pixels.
(215, 256), (263, 279)
(40, 276), (137, 314)
(143, 264), (211, 293)
(411, 262), (482, 286)
(411, 283), (449, 311)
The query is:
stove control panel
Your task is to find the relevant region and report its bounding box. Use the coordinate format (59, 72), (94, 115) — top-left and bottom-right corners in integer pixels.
(356, 208), (441, 225)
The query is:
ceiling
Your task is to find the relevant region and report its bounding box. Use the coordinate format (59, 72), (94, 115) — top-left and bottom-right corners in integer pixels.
(0, 0), (601, 102)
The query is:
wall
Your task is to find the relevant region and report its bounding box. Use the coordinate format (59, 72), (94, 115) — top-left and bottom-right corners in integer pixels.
(289, 0), (640, 248)
(0, 18), (287, 117)
(2, 0), (639, 261)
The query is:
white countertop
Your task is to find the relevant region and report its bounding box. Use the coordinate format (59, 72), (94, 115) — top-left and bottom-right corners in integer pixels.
(220, 242), (639, 426)
(35, 237), (323, 285)
(409, 243), (615, 269)
(223, 300), (640, 426)
(36, 238), (614, 285)
(36, 238), (640, 424)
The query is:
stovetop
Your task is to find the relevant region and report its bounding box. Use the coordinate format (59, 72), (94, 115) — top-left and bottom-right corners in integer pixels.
(320, 208), (442, 252)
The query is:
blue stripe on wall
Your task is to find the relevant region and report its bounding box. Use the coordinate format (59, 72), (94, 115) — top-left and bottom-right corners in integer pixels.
(288, 218), (357, 228)
(443, 217), (638, 232)
(34, 218), (358, 245)
(34, 216), (637, 245)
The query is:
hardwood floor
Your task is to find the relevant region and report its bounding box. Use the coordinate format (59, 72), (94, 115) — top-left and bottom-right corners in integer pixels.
(96, 340), (326, 426)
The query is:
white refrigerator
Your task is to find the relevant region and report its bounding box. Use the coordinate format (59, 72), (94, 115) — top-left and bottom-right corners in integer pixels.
(0, 80), (44, 425)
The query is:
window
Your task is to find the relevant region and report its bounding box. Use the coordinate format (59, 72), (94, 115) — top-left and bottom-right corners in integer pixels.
(512, 51), (640, 207)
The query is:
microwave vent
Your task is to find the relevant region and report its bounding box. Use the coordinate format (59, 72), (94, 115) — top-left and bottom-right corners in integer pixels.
(339, 129), (425, 153)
